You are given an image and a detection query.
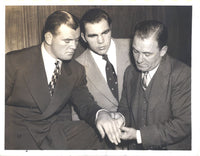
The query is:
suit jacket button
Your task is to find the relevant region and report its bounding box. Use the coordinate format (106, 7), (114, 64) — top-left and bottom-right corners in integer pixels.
(17, 133), (22, 138)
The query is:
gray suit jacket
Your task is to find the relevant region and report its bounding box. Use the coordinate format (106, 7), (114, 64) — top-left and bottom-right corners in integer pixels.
(72, 38), (131, 120)
(118, 54), (191, 150)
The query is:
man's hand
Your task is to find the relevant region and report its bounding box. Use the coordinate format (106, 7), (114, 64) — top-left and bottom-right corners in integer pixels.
(96, 110), (121, 145)
(120, 127), (137, 140)
(110, 112), (125, 128)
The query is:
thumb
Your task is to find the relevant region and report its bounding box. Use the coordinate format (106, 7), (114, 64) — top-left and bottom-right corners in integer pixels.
(120, 126), (130, 132)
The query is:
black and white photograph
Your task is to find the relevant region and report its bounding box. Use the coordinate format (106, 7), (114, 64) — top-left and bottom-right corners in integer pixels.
(1, 1), (200, 156)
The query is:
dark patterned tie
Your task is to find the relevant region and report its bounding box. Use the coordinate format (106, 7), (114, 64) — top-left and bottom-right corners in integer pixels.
(102, 54), (119, 100)
(142, 72), (149, 90)
(48, 60), (60, 96)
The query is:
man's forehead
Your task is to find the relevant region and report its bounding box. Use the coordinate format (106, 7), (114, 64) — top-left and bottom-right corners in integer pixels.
(56, 24), (80, 35)
(133, 35), (158, 44)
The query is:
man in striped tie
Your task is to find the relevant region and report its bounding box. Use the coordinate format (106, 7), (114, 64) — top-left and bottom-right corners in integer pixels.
(5, 10), (122, 149)
(118, 20), (191, 150)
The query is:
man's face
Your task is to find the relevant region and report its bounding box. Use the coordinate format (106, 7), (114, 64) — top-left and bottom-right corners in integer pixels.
(82, 18), (111, 55)
(49, 24), (80, 60)
(132, 35), (167, 72)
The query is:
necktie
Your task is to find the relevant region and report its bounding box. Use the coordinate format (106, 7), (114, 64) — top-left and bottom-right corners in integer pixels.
(48, 60), (60, 96)
(142, 72), (149, 90)
(102, 54), (119, 100)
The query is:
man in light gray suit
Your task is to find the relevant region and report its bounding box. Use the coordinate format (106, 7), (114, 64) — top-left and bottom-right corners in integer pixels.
(71, 8), (130, 148)
(72, 8), (130, 120)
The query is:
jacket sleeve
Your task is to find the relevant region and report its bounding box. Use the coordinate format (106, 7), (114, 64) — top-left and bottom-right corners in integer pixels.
(5, 53), (16, 102)
(118, 66), (134, 127)
(70, 65), (101, 126)
(140, 65), (191, 149)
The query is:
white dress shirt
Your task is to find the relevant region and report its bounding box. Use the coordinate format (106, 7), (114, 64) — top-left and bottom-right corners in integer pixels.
(41, 42), (62, 84)
(90, 39), (117, 82)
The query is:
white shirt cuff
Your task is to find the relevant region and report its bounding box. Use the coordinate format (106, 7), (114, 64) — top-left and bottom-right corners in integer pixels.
(136, 130), (142, 144)
(95, 109), (108, 121)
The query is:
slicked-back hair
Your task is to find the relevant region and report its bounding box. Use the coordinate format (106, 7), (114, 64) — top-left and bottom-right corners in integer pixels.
(133, 20), (168, 49)
(42, 10), (79, 40)
(80, 8), (112, 34)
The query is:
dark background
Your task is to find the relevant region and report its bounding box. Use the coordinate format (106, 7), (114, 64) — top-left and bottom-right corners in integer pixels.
(5, 6), (192, 66)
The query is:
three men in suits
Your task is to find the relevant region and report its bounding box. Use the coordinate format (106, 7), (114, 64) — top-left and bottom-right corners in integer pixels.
(5, 10), (122, 149)
(118, 20), (191, 150)
(72, 8), (130, 122)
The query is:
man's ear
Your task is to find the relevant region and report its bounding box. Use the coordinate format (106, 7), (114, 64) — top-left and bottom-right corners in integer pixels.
(44, 32), (53, 45)
(81, 32), (87, 43)
(160, 45), (168, 57)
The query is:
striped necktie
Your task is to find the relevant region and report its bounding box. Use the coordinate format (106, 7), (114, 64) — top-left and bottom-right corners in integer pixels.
(142, 72), (149, 90)
(48, 60), (60, 96)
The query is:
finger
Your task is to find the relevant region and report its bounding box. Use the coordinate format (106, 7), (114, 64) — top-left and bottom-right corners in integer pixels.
(96, 124), (105, 139)
(104, 123), (115, 144)
(120, 126), (129, 132)
(110, 112), (115, 119)
(109, 121), (121, 144)
(120, 132), (128, 140)
(113, 122), (122, 144)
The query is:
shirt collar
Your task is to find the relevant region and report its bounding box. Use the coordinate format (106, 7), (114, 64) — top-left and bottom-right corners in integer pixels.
(41, 42), (62, 67)
(90, 39), (115, 57)
(142, 65), (159, 79)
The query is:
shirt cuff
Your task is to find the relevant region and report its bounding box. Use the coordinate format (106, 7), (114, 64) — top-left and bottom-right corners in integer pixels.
(116, 112), (126, 127)
(95, 109), (108, 121)
(136, 130), (142, 144)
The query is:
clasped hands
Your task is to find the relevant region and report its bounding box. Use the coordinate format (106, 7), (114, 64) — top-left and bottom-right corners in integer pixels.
(96, 110), (136, 145)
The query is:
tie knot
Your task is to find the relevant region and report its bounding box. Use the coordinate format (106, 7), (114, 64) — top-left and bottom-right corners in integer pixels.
(102, 54), (109, 61)
(143, 71), (149, 77)
(142, 71), (149, 90)
(55, 60), (59, 66)
(55, 60), (61, 74)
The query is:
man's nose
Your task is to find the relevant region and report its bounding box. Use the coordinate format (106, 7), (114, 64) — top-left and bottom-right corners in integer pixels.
(137, 53), (143, 63)
(97, 35), (104, 44)
(70, 40), (77, 49)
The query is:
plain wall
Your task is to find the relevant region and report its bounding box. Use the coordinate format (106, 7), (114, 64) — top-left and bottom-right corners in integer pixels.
(5, 6), (192, 66)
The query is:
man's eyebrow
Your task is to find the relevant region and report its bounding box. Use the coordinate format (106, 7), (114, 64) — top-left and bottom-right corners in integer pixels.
(87, 33), (98, 37)
(63, 37), (79, 41)
(132, 47), (139, 52)
(87, 29), (110, 37)
(132, 47), (152, 54)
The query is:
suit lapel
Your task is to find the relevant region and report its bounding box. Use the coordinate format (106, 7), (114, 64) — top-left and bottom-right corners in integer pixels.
(147, 55), (171, 111)
(24, 46), (50, 112)
(77, 49), (118, 105)
(114, 39), (130, 100)
(39, 61), (73, 118)
(130, 69), (141, 128)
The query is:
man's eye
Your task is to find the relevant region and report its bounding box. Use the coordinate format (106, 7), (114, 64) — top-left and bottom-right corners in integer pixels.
(87, 35), (96, 38)
(144, 53), (151, 57)
(103, 30), (110, 34)
(133, 50), (139, 54)
(64, 40), (70, 43)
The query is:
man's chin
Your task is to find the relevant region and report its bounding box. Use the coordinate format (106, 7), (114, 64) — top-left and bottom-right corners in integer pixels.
(136, 66), (148, 72)
(60, 55), (73, 61)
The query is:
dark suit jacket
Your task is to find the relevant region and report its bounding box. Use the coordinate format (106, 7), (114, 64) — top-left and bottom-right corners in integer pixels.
(5, 45), (101, 149)
(118, 54), (191, 150)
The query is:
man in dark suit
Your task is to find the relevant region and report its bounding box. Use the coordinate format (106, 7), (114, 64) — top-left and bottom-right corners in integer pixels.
(5, 10), (122, 149)
(118, 20), (191, 150)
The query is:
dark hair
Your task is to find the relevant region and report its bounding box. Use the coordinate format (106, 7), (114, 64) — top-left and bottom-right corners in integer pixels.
(42, 10), (79, 40)
(80, 8), (112, 34)
(133, 20), (168, 49)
